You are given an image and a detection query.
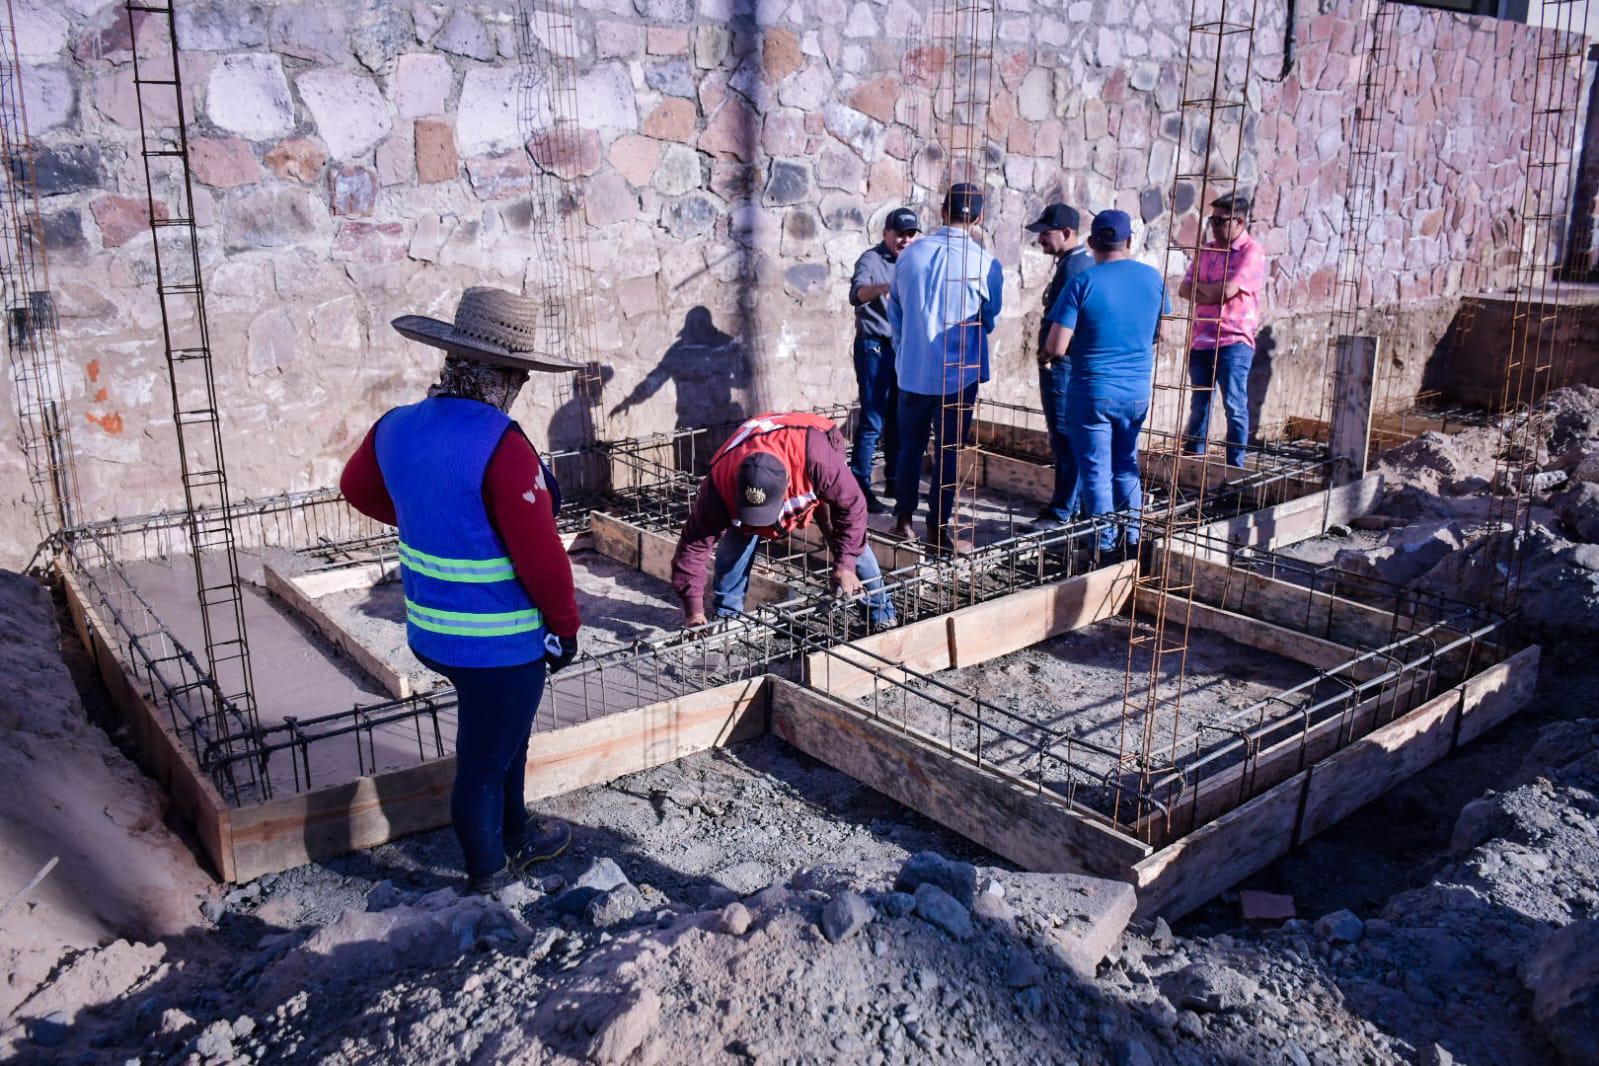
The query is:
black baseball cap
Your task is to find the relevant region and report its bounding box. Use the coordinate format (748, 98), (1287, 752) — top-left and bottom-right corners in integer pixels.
(1026, 203), (1081, 233)
(885, 207), (920, 233)
(734, 452), (789, 526)
(1089, 209), (1133, 247)
(943, 182), (984, 222)
(1209, 191), (1252, 217)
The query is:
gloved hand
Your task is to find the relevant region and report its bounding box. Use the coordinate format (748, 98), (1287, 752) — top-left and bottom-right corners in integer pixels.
(544, 632), (578, 674)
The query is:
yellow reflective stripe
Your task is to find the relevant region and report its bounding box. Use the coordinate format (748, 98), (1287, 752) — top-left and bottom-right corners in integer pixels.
(407, 614), (543, 638)
(406, 600), (542, 624)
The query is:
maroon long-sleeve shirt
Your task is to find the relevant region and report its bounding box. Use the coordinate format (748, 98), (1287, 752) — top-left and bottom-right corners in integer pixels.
(670, 426), (867, 616)
(339, 424), (582, 638)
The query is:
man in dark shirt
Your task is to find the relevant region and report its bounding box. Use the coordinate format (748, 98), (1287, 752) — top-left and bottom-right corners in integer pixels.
(847, 207), (920, 514)
(1026, 203), (1093, 529)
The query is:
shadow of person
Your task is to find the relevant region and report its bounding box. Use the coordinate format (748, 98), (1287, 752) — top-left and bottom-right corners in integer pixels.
(610, 306), (751, 431)
(548, 362), (615, 454)
(1248, 324), (1276, 447)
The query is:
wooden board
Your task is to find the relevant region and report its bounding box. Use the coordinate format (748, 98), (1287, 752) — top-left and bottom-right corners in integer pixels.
(1132, 771), (1307, 919)
(1165, 550), (1400, 649)
(262, 560), (413, 699)
(769, 678), (1150, 877)
(58, 564), (236, 881)
(947, 560), (1136, 667)
(1133, 588), (1359, 672)
(1330, 336), (1379, 486)
(288, 561), (397, 599)
(805, 611), (955, 699)
(1455, 645), (1540, 747)
(1296, 686), (1460, 843)
(1186, 474), (1383, 556)
(225, 677), (769, 882)
(590, 510), (791, 609)
(972, 417), (1052, 461)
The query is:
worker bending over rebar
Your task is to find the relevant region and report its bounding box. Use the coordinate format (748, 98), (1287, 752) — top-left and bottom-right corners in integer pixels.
(339, 287), (582, 895)
(670, 412), (898, 630)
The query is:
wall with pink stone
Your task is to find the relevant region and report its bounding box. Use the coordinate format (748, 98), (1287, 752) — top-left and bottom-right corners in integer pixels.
(0, 0), (1578, 563)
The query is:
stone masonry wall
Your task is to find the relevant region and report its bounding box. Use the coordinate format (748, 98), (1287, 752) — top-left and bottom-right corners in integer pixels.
(0, 0), (1570, 564)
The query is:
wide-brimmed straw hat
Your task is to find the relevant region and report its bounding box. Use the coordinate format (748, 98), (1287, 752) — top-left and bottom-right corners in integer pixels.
(391, 287), (580, 373)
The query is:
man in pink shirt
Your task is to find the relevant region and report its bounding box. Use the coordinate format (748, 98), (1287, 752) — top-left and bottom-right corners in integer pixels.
(1178, 191), (1266, 468)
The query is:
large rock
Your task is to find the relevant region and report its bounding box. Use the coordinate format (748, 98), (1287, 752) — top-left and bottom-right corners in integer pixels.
(984, 871), (1137, 978)
(269, 5), (347, 63)
(18, 143), (102, 196)
(913, 883), (973, 940)
(820, 891), (873, 944)
(457, 67), (529, 152)
(298, 69), (391, 159)
(895, 851), (978, 907)
(1334, 522), (1464, 592)
(1556, 481), (1599, 543)
(223, 186), (329, 251)
(392, 53), (453, 118)
(206, 54), (294, 139)
(1522, 919), (1599, 1064)
(91, 194), (162, 248)
(1161, 960), (1261, 1013)
(264, 137), (328, 183)
(434, 9), (494, 59)
(576, 63), (640, 132)
(189, 137), (262, 188)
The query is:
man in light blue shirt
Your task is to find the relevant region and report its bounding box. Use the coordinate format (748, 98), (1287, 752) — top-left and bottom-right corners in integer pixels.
(1043, 209), (1169, 558)
(886, 183), (1004, 553)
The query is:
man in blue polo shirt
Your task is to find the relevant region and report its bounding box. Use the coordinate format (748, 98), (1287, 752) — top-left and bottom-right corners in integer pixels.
(1042, 210), (1170, 557)
(1026, 203), (1094, 529)
(887, 183), (1004, 554)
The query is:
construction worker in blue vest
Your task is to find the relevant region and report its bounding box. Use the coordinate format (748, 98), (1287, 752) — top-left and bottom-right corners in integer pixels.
(341, 288), (584, 895)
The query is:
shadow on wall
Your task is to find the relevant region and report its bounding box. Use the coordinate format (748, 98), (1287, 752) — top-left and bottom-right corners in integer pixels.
(1248, 325), (1277, 446)
(610, 307), (752, 430)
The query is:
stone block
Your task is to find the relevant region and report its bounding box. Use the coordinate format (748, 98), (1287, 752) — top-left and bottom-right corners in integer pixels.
(189, 138), (262, 189)
(824, 102), (879, 161)
(991, 871), (1136, 978)
(596, 21), (643, 59)
(763, 26), (803, 82)
(664, 192), (721, 239)
(783, 261), (830, 298)
(781, 206), (821, 254)
(14, 4), (69, 59)
(644, 98), (698, 143)
(844, 2), (877, 37)
(1017, 66), (1053, 122)
(174, 2), (267, 50)
(270, 5), (348, 63)
(849, 76), (898, 125)
(351, 5), (412, 71)
(584, 170), (637, 228)
(464, 152), (531, 200)
(762, 159), (811, 206)
(376, 132), (414, 185)
(815, 143), (865, 191)
(818, 191), (865, 231)
(435, 9), (494, 60)
(91, 194), (162, 248)
(577, 63), (640, 132)
(530, 128), (603, 180)
(457, 67), (530, 153)
(392, 53), (453, 119)
(264, 137), (328, 183)
(223, 186), (329, 251)
(698, 97), (757, 162)
(778, 64), (829, 111)
(332, 221), (408, 264)
(20, 143), (102, 197)
(299, 69), (391, 160)
(651, 143), (702, 196)
(647, 26), (689, 55)
(645, 59), (695, 99)
(40, 209), (86, 257)
(206, 54), (293, 139)
(247, 307), (297, 375)
(865, 158), (905, 203)
(326, 165), (378, 217)
(607, 135), (663, 187)
(760, 109), (805, 156)
(694, 24), (730, 70)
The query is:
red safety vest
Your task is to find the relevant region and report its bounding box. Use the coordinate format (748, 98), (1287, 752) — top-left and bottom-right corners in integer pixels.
(708, 412), (836, 538)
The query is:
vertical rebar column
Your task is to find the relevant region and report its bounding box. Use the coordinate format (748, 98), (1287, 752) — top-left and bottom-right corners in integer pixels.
(933, 0), (996, 572)
(124, 1), (259, 742)
(1486, 0), (1591, 612)
(0, 0), (81, 540)
(1116, 0), (1261, 836)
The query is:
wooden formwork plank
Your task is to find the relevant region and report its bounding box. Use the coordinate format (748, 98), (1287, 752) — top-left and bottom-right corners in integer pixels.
(805, 613), (954, 700)
(1330, 336), (1379, 485)
(1187, 473), (1383, 555)
(1133, 771), (1308, 920)
(973, 417), (1052, 461)
(948, 560), (1137, 667)
(1165, 550), (1400, 649)
(1455, 645), (1540, 747)
(1297, 686), (1461, 843)
(289, 561), (396, 600)
(1133, 588), (1358, 672)
(58, 565), (236, 882)
(590, 510), (790, 609)
(262, 561), (413, 699)
(225, 677), (769, 883)
(768, 678), (1150, 877)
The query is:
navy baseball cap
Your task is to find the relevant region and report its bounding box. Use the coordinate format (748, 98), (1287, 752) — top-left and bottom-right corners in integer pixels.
(734, 452), (789, 526)
(1089, 209), (1133, 246)
(1209, 191), (1252, 217)
(885, 207), (920, 233)
(943, 183), (984, 222)
(1026, 203), (1081, 233)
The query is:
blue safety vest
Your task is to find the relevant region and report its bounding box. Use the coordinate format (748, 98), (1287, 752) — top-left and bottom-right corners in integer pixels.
(374, 396), (548, 668)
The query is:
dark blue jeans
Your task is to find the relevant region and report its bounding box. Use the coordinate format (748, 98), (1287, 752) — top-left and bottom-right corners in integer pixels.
(850, 335), (899, 495)
(894, 383), (978, 529)
(1038, 362), (1081, 521)
(711, 526), (894, 625)
(1065, 391), (1149, 552)
(424, 655), (547, 880)
(1184, 341), (1254, 468)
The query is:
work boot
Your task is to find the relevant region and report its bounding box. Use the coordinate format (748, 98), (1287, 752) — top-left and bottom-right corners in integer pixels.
(1029, 512), (1068, 531)
(508, 817), (573, 873)
(864, 491), (891, 516)
(926, 525), (973, 556)
(466, 865), (517, 896)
